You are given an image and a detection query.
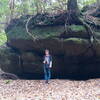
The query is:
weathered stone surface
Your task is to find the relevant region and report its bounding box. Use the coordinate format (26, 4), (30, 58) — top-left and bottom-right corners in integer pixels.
(1, 11), (100, 79)
(0, 45), (22, 75)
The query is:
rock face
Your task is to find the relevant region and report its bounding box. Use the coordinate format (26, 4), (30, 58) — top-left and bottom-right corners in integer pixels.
(1, 10), (100, 79)
(0, 45), (22, 75)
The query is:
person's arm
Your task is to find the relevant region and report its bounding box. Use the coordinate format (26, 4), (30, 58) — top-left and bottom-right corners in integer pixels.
(49, 56), (52, 68)
(43, 56), (46, 64)
(49, 61), (52, 68)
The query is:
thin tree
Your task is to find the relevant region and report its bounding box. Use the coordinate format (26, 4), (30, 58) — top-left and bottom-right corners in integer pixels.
(9, 0), (15, 20)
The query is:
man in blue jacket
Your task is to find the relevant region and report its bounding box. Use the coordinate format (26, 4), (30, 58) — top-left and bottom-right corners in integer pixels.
(43, 49), (52, 83)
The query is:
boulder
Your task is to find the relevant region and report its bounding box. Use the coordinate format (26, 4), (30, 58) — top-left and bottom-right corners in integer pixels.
(5, 16), (93, 56)
(0, 45), (22, 75)
(2, 13), (100, 79)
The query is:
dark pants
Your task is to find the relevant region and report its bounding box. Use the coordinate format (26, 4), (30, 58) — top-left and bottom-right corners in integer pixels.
(44, 64), (51, 80)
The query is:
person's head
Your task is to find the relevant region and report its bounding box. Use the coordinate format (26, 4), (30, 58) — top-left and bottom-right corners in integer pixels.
(45, 49), (49, 55)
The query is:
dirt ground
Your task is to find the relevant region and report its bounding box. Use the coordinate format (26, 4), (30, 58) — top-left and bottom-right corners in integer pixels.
(0, 79), (100, 100)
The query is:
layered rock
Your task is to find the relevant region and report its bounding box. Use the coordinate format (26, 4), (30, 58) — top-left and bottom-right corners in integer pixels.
(1, 10), (100, 79)
(0, 45), (22, 75)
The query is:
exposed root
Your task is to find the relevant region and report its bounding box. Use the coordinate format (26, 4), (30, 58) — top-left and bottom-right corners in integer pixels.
(0, 69), (18, 80)
(0, 73), (18, 80)
(26, 15), (38, 41)
(77, 17), (98, 57)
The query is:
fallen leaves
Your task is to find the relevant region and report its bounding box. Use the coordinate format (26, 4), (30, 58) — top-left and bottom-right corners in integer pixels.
(0, 79), (100, 100)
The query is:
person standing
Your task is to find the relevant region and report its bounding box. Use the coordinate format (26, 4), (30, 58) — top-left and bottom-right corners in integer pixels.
(43, 49), (52, 83)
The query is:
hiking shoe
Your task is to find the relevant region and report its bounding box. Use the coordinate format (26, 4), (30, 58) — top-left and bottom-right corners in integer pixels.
(45, 80), (49, 84)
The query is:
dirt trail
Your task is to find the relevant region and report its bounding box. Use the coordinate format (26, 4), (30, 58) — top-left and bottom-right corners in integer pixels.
(0, 79), (100, 100)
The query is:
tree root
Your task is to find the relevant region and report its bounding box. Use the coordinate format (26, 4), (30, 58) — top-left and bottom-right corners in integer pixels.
(26, 15), (39, 41)
(0, 69), (18, 80)
(77, 17), (98, 57)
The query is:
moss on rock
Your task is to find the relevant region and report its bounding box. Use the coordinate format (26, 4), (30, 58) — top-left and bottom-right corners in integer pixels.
(7, 26), (31, 39)
(63, 38), (88, 44)
(31, 25), (64, 39)
(6, 15), (65, 40)
(68, 25), (86, 32)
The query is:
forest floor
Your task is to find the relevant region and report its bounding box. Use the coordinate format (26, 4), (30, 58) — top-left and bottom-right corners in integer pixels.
(0, 79), (100, 100)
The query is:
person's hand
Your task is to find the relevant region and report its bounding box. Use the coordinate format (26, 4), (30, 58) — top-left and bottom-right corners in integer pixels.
(49, 66), (52, 68)
(43, 61), (45, 64)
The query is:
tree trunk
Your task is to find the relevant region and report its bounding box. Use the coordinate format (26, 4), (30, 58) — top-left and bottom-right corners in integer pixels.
(67, 0), (79, 15)
(66, 0), (81, 25)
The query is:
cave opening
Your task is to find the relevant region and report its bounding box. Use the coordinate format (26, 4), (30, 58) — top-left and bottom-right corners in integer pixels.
(18, 70), (100, 81)
(1, 48), (100, 81)
(18, 56), (100, 81)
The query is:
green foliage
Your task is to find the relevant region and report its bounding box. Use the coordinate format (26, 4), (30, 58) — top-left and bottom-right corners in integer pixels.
(0, 0), (9, 22)
(0, 0), (97, 23)
(0, 0), (97, 19)
(78, 0), (96, 8)
(5, 80), (12, 84)
(0, 31), (7, 45)
(82, 0), (96, 5)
